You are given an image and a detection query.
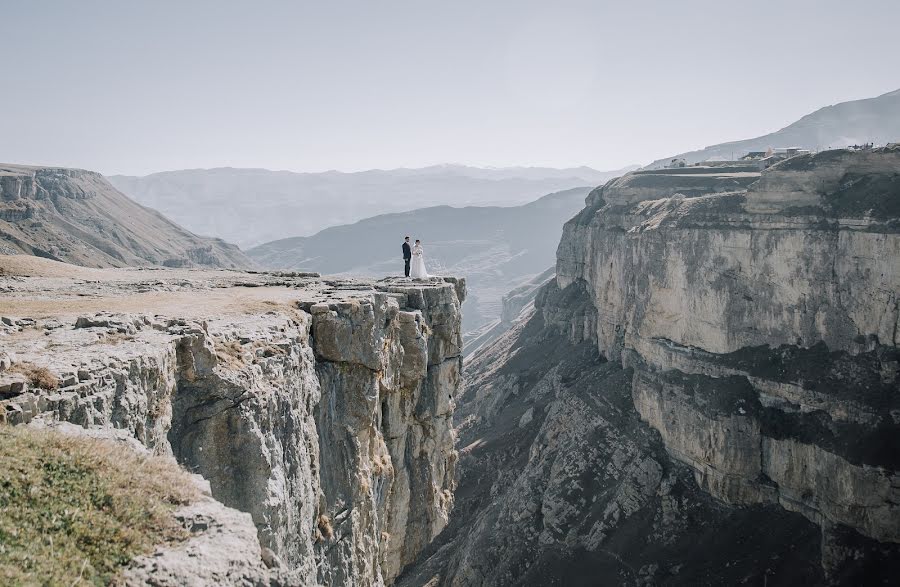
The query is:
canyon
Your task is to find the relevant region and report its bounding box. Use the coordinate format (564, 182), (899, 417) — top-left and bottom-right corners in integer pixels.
(399, 146), (900, 585)
(1, 145), (898, 585)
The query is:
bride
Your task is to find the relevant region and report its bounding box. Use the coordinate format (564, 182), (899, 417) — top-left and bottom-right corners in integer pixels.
(410, 239), (429, 279)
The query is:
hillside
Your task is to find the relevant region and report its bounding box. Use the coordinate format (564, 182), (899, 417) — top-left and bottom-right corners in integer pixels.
(108, 165), (633, 248)
(248, 186), (593, 335)
(0, 164), (250, 269)
(647, 88), (900, 167)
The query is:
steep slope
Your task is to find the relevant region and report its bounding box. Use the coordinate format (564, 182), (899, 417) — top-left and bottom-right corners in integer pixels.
(647, 88), (900, 167)
(464, 266), (555, 357)
(0, 258), (465, 585)
(400, 147), (900, 585)
(0, 164), (250, 268)
(249, 187), (593, 337)
(108, 166), (633, 248)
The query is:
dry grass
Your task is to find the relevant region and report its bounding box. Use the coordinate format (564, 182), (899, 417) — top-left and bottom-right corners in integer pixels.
(97, 333), (137, 345)
(9, 362), (59, 391)
(215, 339), (246, 368)
(371, 454), (392, 476)
(317, 514), (334, 540)
(0, 425), (200, 585)
(215, 339), (287, 368)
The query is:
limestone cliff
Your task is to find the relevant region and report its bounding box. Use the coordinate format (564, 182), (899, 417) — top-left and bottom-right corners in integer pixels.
(556, 147), (899, 550)
(400, 147), (899, 586)
(0, 257), (465, 585)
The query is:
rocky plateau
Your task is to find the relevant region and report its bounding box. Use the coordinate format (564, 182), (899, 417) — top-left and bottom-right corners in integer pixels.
(0, 256), (465, 586)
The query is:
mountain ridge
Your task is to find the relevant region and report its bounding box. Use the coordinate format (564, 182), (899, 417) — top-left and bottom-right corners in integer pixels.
(647, 87), (900, 167)
(0, 163), (251, 269)
(107, 165), (634, 247)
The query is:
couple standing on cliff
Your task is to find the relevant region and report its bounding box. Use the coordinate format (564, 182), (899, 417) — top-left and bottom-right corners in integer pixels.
(402, 236), (429, 279)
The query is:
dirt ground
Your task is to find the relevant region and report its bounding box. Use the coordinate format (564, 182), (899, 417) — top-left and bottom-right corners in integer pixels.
(0, 255), (333, 320)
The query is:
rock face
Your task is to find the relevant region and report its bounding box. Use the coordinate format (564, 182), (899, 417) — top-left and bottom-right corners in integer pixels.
(400, 147), (899, 586)
(0, 164), (251, 268)
(556, 147), (900, 553)
(121, 494), (289, 587)
(0, 259), (465, 586)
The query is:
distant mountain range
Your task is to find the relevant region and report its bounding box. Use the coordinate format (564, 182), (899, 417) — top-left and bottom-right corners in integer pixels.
(0, 164), (249, 269)
(647, 88), (900, 167)
(248, 186), (593, 337)
(107, 165), (634, 248)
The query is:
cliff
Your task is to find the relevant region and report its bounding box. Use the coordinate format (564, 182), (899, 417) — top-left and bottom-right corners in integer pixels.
(0, 164), (251, 269)
(400, 147), (899, 585)
(557, 147), (899, 555)
(0, 256), (465, 585)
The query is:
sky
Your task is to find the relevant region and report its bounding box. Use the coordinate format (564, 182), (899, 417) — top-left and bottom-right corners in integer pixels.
(1, 0), (899, 176)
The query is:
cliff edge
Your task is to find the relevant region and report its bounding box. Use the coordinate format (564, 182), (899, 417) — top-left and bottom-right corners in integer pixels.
(0, 256), (465, 585)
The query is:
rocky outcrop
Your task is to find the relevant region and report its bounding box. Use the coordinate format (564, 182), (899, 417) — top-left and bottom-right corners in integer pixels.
(0, 164), (251, 268)
(400, 147), (899, 585)
(555, 148), (899, 553)
(0, 261), (465, 586)
(121, 495), (289, 587)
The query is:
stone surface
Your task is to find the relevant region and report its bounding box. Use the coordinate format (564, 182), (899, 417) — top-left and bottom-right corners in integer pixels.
(554, 146), (900, 551)
(0, 257), (465, 586)
(121, 497), (298, 587)
(401, 147), (900, 586)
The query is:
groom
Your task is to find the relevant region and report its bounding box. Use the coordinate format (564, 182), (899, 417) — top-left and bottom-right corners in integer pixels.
(402, 236), (411, 277)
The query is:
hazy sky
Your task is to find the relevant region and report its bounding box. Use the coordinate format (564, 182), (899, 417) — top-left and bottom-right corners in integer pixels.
(2, 0), (898, 176)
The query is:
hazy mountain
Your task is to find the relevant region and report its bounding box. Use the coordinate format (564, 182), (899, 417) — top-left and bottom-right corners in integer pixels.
(107, 165), (633, 248)
(0, 164), (250, 269)
(647, 88), (900, 167)
(248, 186), (593, 336)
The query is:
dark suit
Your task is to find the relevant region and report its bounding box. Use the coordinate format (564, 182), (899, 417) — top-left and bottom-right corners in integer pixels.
(402, 242), (412, 277)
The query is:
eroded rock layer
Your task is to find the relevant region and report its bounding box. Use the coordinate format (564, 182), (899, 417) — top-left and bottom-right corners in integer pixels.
(0, 259), (465, 586)
(401, 147), (899, 586)
(556, 147), (900, 552)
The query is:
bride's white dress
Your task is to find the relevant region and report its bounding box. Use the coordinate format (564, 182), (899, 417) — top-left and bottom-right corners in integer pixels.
(410, 244), (429, 278)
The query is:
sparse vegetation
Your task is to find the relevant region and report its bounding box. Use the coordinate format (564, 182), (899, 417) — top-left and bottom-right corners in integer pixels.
(0, 425), (199, 585)
(215, 339), (245, 367)
(97, 332), (137, 345)
(317, 514), (334, 540)
(9, 362), (59, 390)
